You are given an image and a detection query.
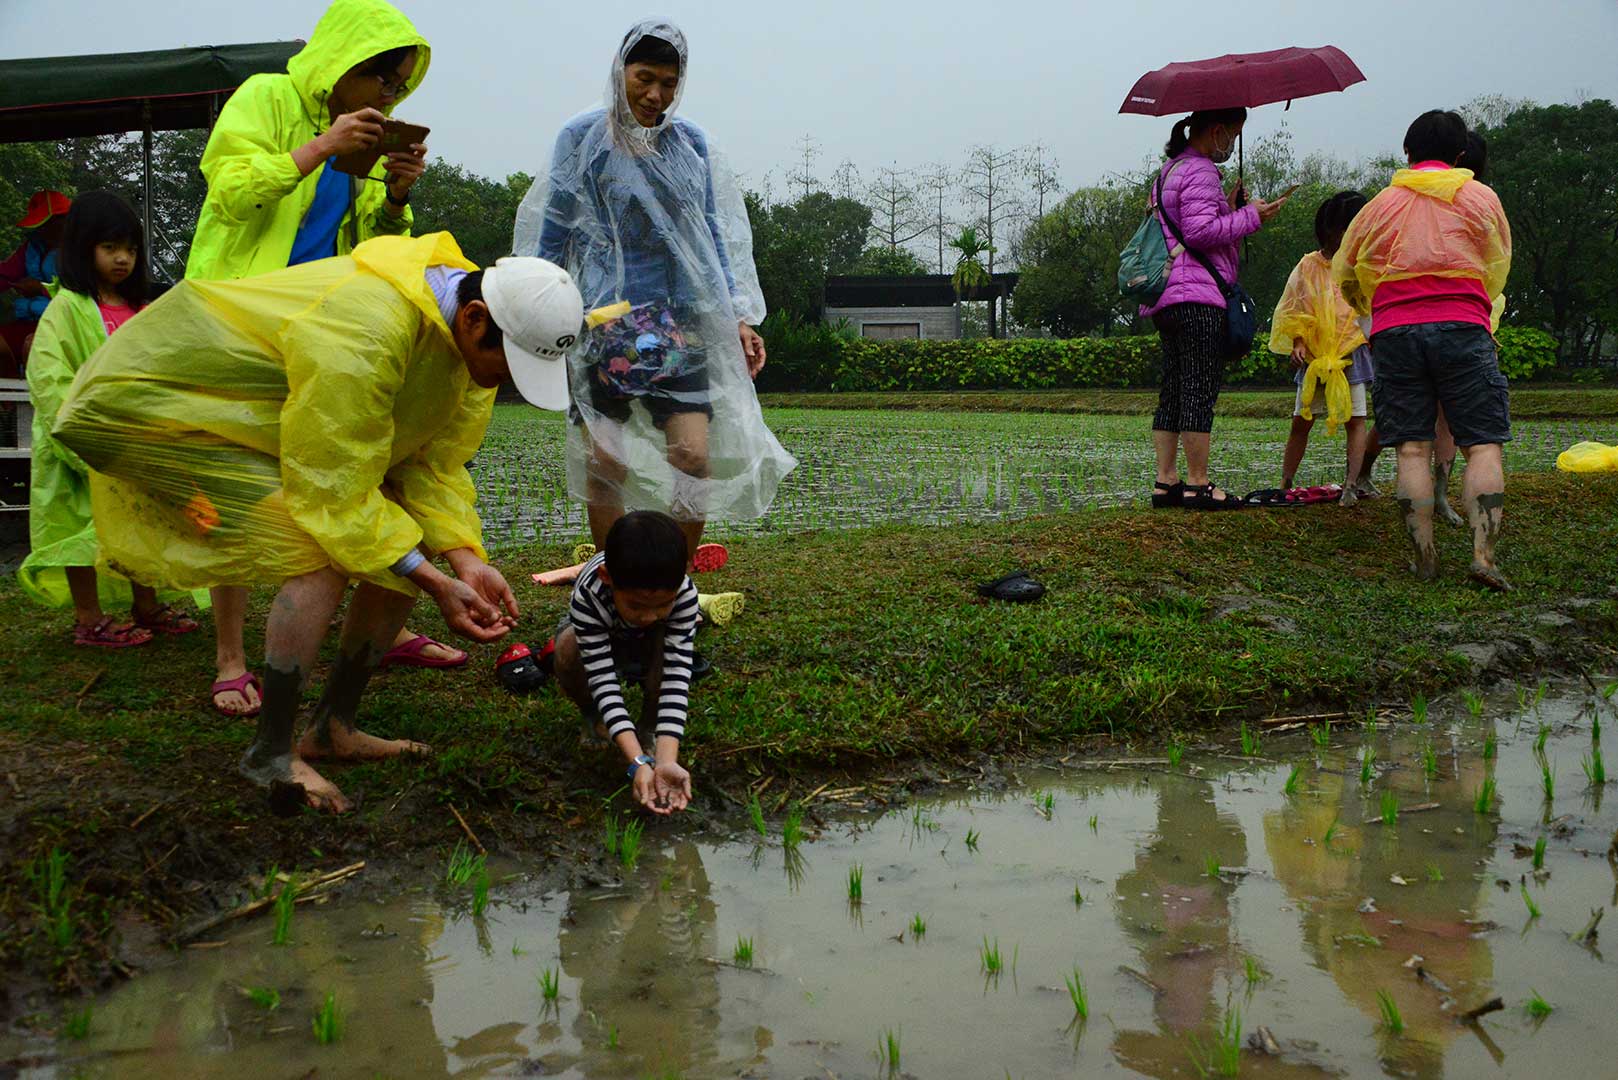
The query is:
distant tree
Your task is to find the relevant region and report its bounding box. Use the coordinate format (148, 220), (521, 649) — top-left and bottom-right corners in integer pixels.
(746, 189), (873, 320)
(411, 162), (532, 267)
(830, 159), (862, 200)
(787, 133), (822, 200)
(865, 166), (927, 254)
(1013, 180), (1147, 337)
(851, 245), (930, 276)
(1023, 143), (1062, 219)
(960, 144), (1023, 275)
(916, 163), (957, 273)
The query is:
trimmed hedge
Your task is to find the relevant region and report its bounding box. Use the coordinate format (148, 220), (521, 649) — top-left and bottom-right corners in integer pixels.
(764, 325), (1564, 393)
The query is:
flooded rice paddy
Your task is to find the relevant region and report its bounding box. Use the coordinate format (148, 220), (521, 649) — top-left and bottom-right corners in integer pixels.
(9, 682), (1616, 1078)
(471, 406), (1611, 548)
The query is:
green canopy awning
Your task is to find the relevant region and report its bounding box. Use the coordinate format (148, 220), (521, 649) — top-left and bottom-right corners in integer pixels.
(0, 41), (303, 142)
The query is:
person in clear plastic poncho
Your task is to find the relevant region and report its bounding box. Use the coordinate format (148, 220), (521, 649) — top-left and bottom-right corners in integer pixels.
(54, 233), (580, 814)
(1333, 110), (1513, 591)
(513, 20), (796, 562)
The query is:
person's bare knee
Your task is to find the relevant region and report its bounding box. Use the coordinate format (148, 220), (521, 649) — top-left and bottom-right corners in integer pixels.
(553, 626), (592, 708)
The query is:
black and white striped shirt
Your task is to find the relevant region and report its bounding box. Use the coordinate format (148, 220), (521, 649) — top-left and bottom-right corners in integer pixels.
(568, 553), (700, 741)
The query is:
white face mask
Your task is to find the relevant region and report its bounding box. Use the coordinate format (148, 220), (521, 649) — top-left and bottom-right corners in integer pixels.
(1209, 129), (1237, 164)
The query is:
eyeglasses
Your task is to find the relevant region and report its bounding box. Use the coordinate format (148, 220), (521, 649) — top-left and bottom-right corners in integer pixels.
(371, 72), (409, 98)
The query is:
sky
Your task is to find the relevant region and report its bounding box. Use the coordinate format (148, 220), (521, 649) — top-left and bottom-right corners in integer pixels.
(4, 0), (1617, 200)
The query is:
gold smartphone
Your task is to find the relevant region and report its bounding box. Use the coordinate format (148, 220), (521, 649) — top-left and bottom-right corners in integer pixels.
(332, 119), (430, 177)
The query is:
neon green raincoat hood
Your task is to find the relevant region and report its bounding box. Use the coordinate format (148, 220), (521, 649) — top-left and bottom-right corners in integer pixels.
(185, 0), (429, 282)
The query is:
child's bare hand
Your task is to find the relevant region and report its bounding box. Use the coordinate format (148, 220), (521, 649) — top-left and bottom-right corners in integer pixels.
(631, 764), (661, 812)
(651, 762), (691, 813)
(1290, 341), (1310, 370)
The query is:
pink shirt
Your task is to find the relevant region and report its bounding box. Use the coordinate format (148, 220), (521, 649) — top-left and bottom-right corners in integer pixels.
(1370, 161), (1493, 335)
(98, 300), (139, 335)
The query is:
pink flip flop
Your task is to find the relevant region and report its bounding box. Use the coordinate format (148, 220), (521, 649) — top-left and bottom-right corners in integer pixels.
(691, 543), (729, 574)
(380, 634), (469, 669)
(211, 671), (262, 718)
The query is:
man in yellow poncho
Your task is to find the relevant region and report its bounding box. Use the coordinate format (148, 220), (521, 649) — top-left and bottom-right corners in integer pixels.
(1333, 110), (1513, 590)
(55, 233), (584, 813)
(187, 0), (441, 717)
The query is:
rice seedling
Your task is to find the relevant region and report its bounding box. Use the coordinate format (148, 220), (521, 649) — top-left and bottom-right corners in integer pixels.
(1166, 734), (1187, 768)
(1534, 725), (1550, 755)
(1583, 747), (1606, 786)
(1360, 744), (1377, 786)
(1525, 990), (1553, 1019)
(26, 849), (74, 955)
(1473, 777), (1496, 815)
(1483, 730), (1498, 760)
(1242, 955), (1269, 985)
(1532, 680), (1548, 710)
(781, 803), (805, 851)
(1282, 763), (1301, 796)
(271, 875), (297, 946)
(538, 966), (560, 1003)
(601, 813), (621, 859)
(847, 863), (863, 904)
(246, 987), (281, 1011)
(311, 990), (342, 1045)
(1088, 814), (1099, 833)
(964, 828), (980, 851)
(1033, 791), (1055, 819)
(618, 819), (644, 871)
(1310, 723), (1331, 751)
(1463, 689), (1484, 719)
(1187, 1005), (1242, 1078)
(877, 1027), (901, 1074)
(1411, 694), (1428, 725)
(1516, 684), (1530, 712)
(1375, 989), (1404, 1034)
(909, 914), (927, 938)
(1323, 817), (1341, 846)
(1532, 835), (1546, 870)
(1421, 741), (1439, 780)
(733, 936), (754, 967)
(1541, 758), (1556, 802)
(1065, 967), (1089, 1019)
(1594, 714), (1603, 744)
(746, 790), (766, 837)
(61, 1006), (91, 1040)
(1603, 680), (1618, 701)
(1380, 790), (1399, 826)
(510, 941), (527, 957)
(1204, 854), (1222, 880)
(605, 1024), (618, 1049)
(1425, 864), (1444, 883)
(258, 864), (280, 901)
(471, 864), (491, 918)
(1239, 720), (1261, 756)
(445, 841), (481, 887)
(1072, 884), (1085, 907)
(980, 937), (1004, 975)
(1521, 883), (1541, 919)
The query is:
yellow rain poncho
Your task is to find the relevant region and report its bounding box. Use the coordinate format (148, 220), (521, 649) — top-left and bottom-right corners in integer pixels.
(1269, 251), (1364, 435)
(1331, 167), (1511, 319)
(185, 0), (429, 282)
(53, 233), (494, 596)
(1556, 442), (1618, 473)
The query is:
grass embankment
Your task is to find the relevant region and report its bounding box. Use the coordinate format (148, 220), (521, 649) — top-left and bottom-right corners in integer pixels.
(761, 386), (1618, 421)
(2, 471), (1616, 1007)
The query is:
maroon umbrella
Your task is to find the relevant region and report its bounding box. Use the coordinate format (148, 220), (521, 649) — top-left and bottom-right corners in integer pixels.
(1119, 46), (1365, 116)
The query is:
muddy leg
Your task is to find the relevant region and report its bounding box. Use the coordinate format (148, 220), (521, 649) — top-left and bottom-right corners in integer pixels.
(1432, 410), (1463, 526)
(1281, 415), (1313, 491)
(1395, 441), (1439, 581)
(554, 626), (607, 742)
(298, 582), (429, 762)
(1460, 442), (1509, 591)
(240, 568), (349, 813)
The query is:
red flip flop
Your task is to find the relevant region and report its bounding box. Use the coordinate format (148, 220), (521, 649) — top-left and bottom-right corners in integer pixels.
(691, 543), (729, 574)
(380, 634), (469, 669)
(211, 671), (262, 718)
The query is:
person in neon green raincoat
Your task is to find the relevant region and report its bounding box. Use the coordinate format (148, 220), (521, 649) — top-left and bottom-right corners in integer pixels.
(186, 0), (440, 717)
(55, 232), (584, 813)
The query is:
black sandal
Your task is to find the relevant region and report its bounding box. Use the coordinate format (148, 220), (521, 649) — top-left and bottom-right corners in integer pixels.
(1151, 479), (1185, 509)
(1181, 483), (1244, 511)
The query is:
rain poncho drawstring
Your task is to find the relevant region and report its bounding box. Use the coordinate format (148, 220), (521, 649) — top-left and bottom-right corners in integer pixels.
(512, 19), (794, 522)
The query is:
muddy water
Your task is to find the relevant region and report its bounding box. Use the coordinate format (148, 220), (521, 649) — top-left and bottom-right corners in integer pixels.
(10, 686), (1616, 1079)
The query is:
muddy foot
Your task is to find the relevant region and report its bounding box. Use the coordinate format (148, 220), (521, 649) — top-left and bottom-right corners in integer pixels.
(240, 749), (351, 814)
(1340, 487), (1359, 508)
(1468, 562), (1513, 592)
(1436, 500), (1465, 527)
(297, 728), (432, 763)
(1407, 557), (1441, 582)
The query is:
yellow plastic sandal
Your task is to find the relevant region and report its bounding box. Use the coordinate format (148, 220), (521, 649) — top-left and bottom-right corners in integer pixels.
(697, 591), (745, 627)
(571, 542), (598, 564)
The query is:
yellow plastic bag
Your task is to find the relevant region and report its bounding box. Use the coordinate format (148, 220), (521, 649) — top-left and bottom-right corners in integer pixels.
(1332, 167), (1511, 317)
(54, 233), (493, 595)
(1269, 252), (1362, 435)
(1556, 441), (1618, 473)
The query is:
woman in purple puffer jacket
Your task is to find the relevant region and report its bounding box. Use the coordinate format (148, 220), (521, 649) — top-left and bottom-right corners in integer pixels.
(1143, 107), (1288, 510)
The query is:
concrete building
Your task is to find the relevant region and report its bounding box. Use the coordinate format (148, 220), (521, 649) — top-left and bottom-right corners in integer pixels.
(824, 273), (1019, 340)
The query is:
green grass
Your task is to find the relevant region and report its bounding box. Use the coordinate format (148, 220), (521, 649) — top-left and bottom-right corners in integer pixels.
(538, 966), (560, 1003)
(1474, 778), (1497, 815)
(909, 914), (927, 938)
(1204, 854), (1222, 879)
(964, 828), (980, 851)
(445, 841), (481, 887)
(1242, 955), (1269, 986)
(1411, 694), (1428, 725)
(1380, 790), (1399, 826)
(271, 876), (296, 947)
(1376, 990), (1404, 1035)
(1541, 759), (1556, 802)
(1526, 990), (1553, 1019)
(980, 937), (1004, 975)
(1463, 690), (1484, 719)
(781, 804), (805, 851)
(877, 1027), (901, 1075)
(1521, 883), (1542, 919)
(746, 790), (766, 837)
(1283, 763), (1301, 796)
(246, 986), (280, 1011)
(1239, 719), (1262, 756)
(1583, 747), (1607, 786)
(733, 936), (754, 967)
(1033, 790), (1055, 819)
(1166, 734), (1187, 768)
(1311, 723), (1331, 751)
(60, 1005), (91, 1040)
(25, 849), (74, 956)
(311, 990), (342, 1045)
(1425, 864), (1444, 883)
(471, 864), (491, 918)
(1535, 724), (1551, 755)
(601, 813), (621, 859)
(1533, 835), (1546, 870)
(1360, 744), (1377, 787)
(1188, 1005), (1242, 1077)
(1421, 741), (1439, 780)
(1065, 967), (1089, 1018)
(1483, 731), (1498, 760)
(847, 864), (863, 904)
(618, 819), (644, 871)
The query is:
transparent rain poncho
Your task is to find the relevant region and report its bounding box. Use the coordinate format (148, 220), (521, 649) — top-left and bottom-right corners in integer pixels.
(512, 19), (795, 522)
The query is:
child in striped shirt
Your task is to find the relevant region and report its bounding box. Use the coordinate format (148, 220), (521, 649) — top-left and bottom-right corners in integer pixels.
(553, 510), (700, 814)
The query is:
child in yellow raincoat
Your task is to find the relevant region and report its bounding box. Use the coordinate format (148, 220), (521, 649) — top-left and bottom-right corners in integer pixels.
(1271, 191), (1374, 503)
(20, 192), (202, 646)
(1333, 110), (1513, 590)
(55, 232), (584, 814)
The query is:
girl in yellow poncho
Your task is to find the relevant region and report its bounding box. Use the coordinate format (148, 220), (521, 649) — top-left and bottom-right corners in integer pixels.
(1270, 191), (1375, 504)
(20, 192), (201, 647)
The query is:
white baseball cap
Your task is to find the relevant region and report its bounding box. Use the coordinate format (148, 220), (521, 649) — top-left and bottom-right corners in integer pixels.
(480, 257), (585, 411)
